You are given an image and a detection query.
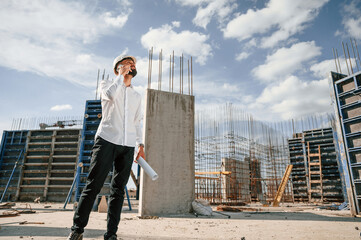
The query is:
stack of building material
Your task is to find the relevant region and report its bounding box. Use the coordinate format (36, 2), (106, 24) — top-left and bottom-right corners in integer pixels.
(0, 131), (28, 201)
(288, 135), (308, 202)
(15, 129), (81, 202)
(288, 128), (344, 203)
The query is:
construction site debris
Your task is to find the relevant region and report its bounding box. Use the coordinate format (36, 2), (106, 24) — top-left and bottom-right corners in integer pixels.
(137, 216), (159, 219)
(192, 199), (212, 216)
(19, 221), (44, 225)
(0, 202), (16, 209)
(317, 202), (349, 211)
(17, 209), (36, 214)
(216, 205), (241, 212)
(273, 165), (293, 207)
(1, 210), (20, 217)
(216, 205), (261, 212)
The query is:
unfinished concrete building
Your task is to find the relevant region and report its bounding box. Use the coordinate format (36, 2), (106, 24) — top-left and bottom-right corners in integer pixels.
(195, 104), (294, 205)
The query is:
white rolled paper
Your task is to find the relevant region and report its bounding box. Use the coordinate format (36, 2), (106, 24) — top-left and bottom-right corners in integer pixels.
(137, 156), (159, 181)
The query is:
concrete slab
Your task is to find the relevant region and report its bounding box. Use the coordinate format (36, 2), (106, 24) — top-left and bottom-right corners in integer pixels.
(139, 89), (195, 216)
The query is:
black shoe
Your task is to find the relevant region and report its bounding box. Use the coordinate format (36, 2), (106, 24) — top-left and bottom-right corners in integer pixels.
(105, 235), (117, 240)
(67, 231), (83, 240)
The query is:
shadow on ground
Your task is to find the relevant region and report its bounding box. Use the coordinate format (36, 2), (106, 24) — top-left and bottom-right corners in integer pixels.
(0, 225), (102, 238)
(0, 225), (201, 240)
(159, 211), (361, 223)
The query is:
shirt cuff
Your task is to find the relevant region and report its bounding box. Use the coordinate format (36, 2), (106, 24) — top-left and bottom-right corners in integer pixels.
(114, 75), (123, 84)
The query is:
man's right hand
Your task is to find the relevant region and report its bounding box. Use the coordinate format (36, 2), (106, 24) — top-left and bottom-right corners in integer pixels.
(117, 64), (132, 76)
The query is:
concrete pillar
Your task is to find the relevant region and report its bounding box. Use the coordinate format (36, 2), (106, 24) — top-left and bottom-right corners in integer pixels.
(139, 89), (195, 216)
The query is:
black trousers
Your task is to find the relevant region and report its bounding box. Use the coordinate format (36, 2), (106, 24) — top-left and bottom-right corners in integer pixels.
(71, 137), (134, 238)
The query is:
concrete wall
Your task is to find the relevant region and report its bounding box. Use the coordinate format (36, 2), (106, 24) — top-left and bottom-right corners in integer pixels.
(139, 89), (195, 216)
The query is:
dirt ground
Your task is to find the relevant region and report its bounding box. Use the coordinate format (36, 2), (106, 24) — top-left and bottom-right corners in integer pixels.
(0, 201), (360, 240)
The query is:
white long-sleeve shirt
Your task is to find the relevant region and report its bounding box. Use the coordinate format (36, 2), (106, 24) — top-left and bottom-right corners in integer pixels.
(95, 75), (143, 147)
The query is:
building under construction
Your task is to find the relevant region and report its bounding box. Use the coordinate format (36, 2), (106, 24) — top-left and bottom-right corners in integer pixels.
(1, 43), (361, 215)
(194, 104), (344, 205)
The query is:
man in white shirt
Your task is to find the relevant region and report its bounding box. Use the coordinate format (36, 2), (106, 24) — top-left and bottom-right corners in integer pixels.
(68, 55), (145, 240)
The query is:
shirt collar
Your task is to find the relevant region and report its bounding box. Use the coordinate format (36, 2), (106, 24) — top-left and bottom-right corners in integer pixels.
(121, 82), (133, 88)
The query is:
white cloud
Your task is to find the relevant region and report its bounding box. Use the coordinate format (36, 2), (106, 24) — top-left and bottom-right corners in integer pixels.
(141, 24), (212, 65)
(344, 18), (361, 40)
(50, 104), (73, 111)
(310, 59), (336, 78)
(223, 0), (329, 48)
(103, 12), (129, 28)
(172, 21), (181, 28)
(117, 0), (132, 8)
(341, 1), (361, 40)
(253, 76), (332, 120)
(310, 57), (357, 77)
(174, 0), (237, 29)
(236, 52), (250, 61)
(252, 41), (321, 82)
(0, 0), (131, 86)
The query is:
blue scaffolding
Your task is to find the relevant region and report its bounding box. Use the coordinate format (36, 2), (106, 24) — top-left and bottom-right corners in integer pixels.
(0, 130), (28, 201)
(330, 71), (361, 215)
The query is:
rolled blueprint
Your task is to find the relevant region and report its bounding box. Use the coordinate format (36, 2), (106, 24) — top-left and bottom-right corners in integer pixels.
(137, 156), (159, 181)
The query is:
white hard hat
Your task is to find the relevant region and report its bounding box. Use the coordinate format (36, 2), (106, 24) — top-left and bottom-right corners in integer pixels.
(113, 55), (137, 75)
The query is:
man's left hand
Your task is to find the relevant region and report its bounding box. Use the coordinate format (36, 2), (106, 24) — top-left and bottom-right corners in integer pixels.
(135, 145), (145, 163)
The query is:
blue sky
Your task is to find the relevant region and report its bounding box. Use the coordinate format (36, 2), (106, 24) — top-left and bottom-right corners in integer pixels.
(1, 0), (361, 138)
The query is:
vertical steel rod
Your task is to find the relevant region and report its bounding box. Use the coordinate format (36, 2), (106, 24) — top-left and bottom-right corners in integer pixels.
(346, 43), (354, 74)
(191, 56), (193, 96)
(332, 48), (339, 73)
(150, 47), (153, 88)
(188, 59), (190, 95)
(354, 38), (361, 70)
(147, 48), (151, 89)
(342, 42), (350, 75)
(179, 56), (181, 94)
(169, 55), (171, 92)
(350, 38), (360, 72)
(335, 49), (342, 74)
(172, 51), (174, 93)
(95, 69), (100, 100)
(158, 49), (162, 91)
(182, 54), (184, 94)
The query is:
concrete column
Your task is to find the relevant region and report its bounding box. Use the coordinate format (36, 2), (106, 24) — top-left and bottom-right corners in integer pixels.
(139, 89), (195, 216)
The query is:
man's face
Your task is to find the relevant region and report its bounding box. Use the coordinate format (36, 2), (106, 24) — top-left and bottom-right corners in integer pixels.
(117, 58), (137, 77)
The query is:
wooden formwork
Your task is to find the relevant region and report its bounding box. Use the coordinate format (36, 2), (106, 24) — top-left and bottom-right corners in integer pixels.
(289, 127), (344, 203)
(15, 129), (81, 202)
